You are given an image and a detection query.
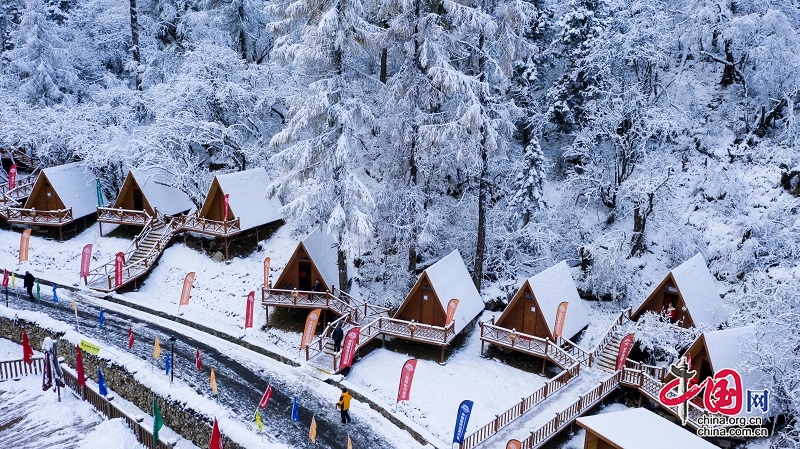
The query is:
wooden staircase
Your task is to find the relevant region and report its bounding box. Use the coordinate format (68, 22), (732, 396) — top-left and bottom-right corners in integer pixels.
(594, 334), (623, 373)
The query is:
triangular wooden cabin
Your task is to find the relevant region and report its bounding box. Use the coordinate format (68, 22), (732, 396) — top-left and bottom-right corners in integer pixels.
(494, 261), (590, 341)
(99, 169), (194, 228)
(393, 250), (484, 335)
(8, 162), (107, 239)
(631, 253), (728, 329)
(273, 225), (340, 293)
(576, 408), (719, 449)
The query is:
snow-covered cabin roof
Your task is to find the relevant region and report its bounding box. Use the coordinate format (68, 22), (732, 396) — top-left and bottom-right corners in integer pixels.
(129, 169), (194, 216)
(576, 408), (719, 449)
(214, 168), (282, 231)
(28, 162), (107, 218)
(526, 261), (590, 339)
(670, 253), (728, 328)
(302, 225), (340, 290)
(423, 250), (484, 334)
(702, 326), (771, 402)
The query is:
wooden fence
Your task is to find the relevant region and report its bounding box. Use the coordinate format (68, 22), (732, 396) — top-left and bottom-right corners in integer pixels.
(97, 207), (151, 226)
(7, 207), (73, 224)
(0, 356), (44, 379)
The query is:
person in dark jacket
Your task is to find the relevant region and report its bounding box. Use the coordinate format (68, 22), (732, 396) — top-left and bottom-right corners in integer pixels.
(336, 388), (352, 424)
(332, 323), (344, 353)
(23, 271), (35, 300)
(312, 278), (322, 292)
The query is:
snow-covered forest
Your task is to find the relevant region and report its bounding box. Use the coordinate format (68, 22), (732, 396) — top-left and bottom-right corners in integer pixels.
(1, 0), (800, 444)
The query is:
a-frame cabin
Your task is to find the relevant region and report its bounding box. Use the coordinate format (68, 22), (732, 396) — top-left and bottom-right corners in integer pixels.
(8, 162), (107, 239)
(631, 253), (728, 329)
(494, 261), (590, 341)
(273, 225), (339, 293)
(99, 168), (194, 228)
(393, 250), (484, 335)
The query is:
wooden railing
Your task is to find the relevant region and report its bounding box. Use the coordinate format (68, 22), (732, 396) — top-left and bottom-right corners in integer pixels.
(263, 287), (391, 325)
(589, 307), (632, 367)
(180, 214), (240, 236)
(554, 337), (592, 367)
(304, 314), (352, 363)
(97, 207), (151, 226)
(61, 363), (173, 449)
(479, 321), (580, 370)
(7, 207), (73, 224)
(0, 169), (38, 204)
(618, 368), (704, 430)
(0, 356), (44, 379)
(624, 358), (666, 381)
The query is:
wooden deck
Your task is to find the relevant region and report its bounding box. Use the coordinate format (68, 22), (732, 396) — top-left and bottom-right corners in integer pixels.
(180, 214), (241, 237)
(7, 206), (73, 225)
(97, 207), (151, 226)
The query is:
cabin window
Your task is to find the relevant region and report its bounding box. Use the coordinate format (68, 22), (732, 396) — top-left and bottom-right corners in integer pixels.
(666, 285), (678, 293)
(530, 306), (536, 312)
(422, 284), (431, 290)
(423, 294), (428, 301)
(524, 294), (534, 300)
(47, 192), (51, 197)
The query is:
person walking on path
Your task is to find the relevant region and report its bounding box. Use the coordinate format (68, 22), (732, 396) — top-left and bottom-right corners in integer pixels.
(336, 388), (352, 424)
(332, 323), (344, 353)
(23, 271), (35, 300)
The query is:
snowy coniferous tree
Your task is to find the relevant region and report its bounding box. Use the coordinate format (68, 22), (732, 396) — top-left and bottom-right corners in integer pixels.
(267, 0), (381, 290)
(508, 137), (546, 228)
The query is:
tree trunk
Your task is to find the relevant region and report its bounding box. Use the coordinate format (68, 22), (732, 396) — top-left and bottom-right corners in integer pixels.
(720, 41), (735, 87)
(129, 0), (141, 91)
(630, 193), (654, 257)
(337, 248), (349, 293)
(473, 135), (488, 291)
(380, 47), (388, 84)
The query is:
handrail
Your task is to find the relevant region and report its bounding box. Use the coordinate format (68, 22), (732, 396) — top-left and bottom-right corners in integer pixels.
(0, 356), (44, 379)
(180, 213), (241, 236)
(7, 207), (73, 224)
(97, 207), (151, 225)
(589, 306), (632, 367)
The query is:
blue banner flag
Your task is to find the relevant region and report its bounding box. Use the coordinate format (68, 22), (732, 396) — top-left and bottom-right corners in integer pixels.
(292, 396), (300, 423)
(98, 368), (108, 396)
(452, 400), (474, 444)
(98, 308), (104, 328)
(52, 284), (58, 303)
(35, 280), (40, 300)
(96, 179), (103, 207)
(165, 355), (171, 376)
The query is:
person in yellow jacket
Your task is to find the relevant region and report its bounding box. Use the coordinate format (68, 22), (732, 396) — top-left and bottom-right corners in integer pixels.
(336, 387), (352, 424)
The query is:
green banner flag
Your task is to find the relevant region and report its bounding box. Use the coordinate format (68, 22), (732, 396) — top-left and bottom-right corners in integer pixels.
(153, 396), (163, 446)
(96, 179), (103, 207)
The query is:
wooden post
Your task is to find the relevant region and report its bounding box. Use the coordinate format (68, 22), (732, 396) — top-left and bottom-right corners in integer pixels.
(99, 221), (103, 236)
(440, 345), (445, 363)
(58, 225), (63, 241)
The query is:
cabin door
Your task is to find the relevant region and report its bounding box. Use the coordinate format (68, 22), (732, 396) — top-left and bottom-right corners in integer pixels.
(44, 182), (56, 210)
(522, 294), (538, 336)
(420, 285), (435, 324)
(298, 261), (312, 291)
(133, 186), (144, 211)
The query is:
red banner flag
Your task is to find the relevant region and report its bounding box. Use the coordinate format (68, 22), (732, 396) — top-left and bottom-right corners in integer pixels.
(19, 229), (31, 263)
(245, 291), (255, 329)
(75, 344), (86, 387)
(127, 326), (135, 350)
(8, 164), (17, 190)
(339, 327), (361, 369)
(2, 269), (8, 287)
(223, 193), (230, 222)
(210, 418), (223, 449)
(180, 272), (195, 306)
(263, 257), (271, 288)
(22, 329), (33, 364)
(615, 333), (636, 371)
(553, 301), (568, 339)
(195, 348), (202, 371)
(115, 252), (125, 287)
(445, 299), (459, 327)
(300, 309), (321, 349)
(396, 358), (418, 402)
(80, 244), (93, 278)
(259, 384), (273, 409)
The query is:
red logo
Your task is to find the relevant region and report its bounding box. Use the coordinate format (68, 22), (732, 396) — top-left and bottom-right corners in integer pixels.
(659, 368), (744, 416)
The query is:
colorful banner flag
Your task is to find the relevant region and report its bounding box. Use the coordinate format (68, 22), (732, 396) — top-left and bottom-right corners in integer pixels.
(96, 179), (103, 207)
(52, 284), (58, 303)
(115, 252), (124, 287)
(80, 244), (93, 279)
(35, 279), (40, 300)
(75, 344), (86, 387)
(309, 416), (317, 444)
(153, 337), (162, 359)
(180, 272), (195, 306)
(615, 333), (636, 371)
(223, 193), (230, 222)
(127, 326), (135, 350)
(445, 299), (459, 327)
(210, 418), (223, 449)
(300, 309), (321, 350)
(98, 308), (104, 328)
(254, 409), (264, 432)
(292, 397), (299, 422)
(339, 327), (361, 369)
(347, 435), (352, 449)
(245, 291), (255, 329)
(80, 340), (100, 355)
(452, 400), (474, 444)
(153, 397), (164, 446)
(2, 269), (8, 287)
(553, 301), (568, 339)
(210, 368), (218, 394)
(10, 271), (16, 288)
(195, 348), (202, 372)
(263, 257), (271, 288)
(165, 354), (171, 376)
(506, 439), (522, 449)
(8, 164), (17, 189)
(71, 298), (77, 312)
(97, 368), (108, 396)
(397, 358), (418, 402)
(22, 329), (33, 364)
(259, 384), (273, 409)
(19, 229), (31, 263)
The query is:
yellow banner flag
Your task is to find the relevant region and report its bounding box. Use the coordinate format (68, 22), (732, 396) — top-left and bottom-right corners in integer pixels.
(254, 409), (263, 433)
(10, 272), (16, 289)
(19, 229), (31, 263)
(80, 339), (101, 355)
(309, 416), (317, 444)
(347, 434), (352, 449)
(153, 337), (162, 359)
(210, 368), (218, 394)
